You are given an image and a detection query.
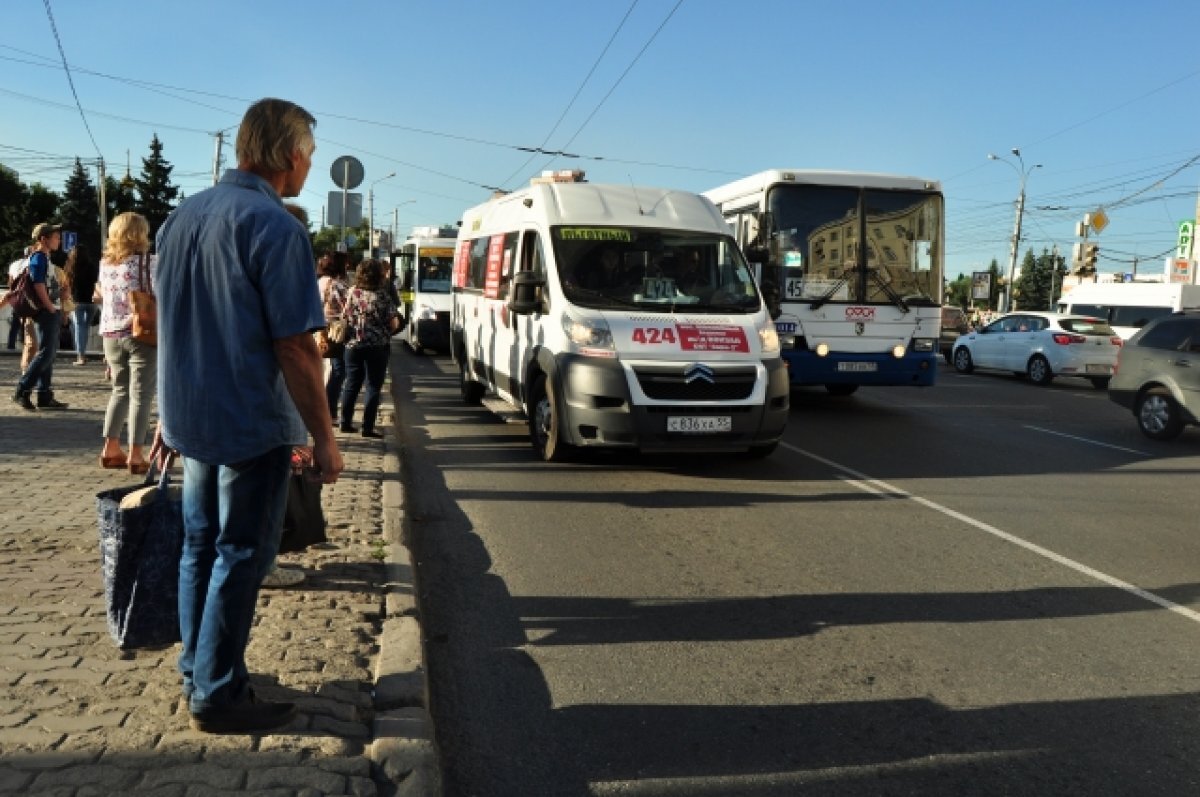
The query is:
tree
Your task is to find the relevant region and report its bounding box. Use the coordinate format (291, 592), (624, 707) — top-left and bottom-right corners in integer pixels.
(1013, 247), (1066, 311)
(134, 134), (179, 245)
(946, 272), (971, 309)
(59, 158), (101, 256)
(986, 259), (1003, 309)
(105, 174), (137, 224)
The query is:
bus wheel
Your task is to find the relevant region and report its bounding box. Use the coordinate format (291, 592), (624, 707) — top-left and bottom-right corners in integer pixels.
(824, 384), (858, 397)
(742, 441), (778, 459)
(460, 355), (484, 405)
(529, 373), (572, 462)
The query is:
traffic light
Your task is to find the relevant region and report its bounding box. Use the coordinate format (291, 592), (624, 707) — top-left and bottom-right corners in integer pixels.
(1084, 244), (1099, 271)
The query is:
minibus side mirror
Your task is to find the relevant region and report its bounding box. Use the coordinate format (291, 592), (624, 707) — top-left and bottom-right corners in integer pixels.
(508, 270), (546, 315)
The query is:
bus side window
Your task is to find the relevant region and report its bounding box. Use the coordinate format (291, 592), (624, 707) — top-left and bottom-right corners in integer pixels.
(519, 229), (549, 312)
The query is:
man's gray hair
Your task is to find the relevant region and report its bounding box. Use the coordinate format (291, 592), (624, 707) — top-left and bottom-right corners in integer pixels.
(235, 98), (316, 174)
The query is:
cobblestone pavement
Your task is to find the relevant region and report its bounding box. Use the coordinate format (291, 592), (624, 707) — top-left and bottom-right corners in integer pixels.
(0, 347), (437, 796)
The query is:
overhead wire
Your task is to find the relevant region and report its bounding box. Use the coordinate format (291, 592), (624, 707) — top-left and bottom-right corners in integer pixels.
(40, 0), (101, 159)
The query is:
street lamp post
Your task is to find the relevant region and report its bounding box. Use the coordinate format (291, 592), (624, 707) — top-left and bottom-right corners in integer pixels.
(367, 172), (396, 258)
(989, 149), (1041, 313)
(390, 200), (417, 250)
(1049, 243), (1059, 310)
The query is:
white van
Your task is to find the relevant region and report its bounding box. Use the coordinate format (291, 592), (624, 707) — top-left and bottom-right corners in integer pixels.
(393, 226), (456, 353)
(1057, 282), (1200, 340)
(451, 171), (789, 461)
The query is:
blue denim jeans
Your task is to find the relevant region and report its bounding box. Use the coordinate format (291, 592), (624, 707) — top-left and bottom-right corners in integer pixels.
(340, 344), (390, 431)
(17, 310), (60, 396)
(325, 355), (346, 420)
(71, 303), (97, 357)
(178, 445), (292, 712)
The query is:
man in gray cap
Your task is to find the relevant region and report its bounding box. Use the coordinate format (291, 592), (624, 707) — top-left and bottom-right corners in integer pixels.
(11, 223), (68, 411)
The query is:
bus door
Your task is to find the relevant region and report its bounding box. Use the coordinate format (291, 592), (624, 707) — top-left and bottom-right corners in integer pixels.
(510, 229), (549, 405)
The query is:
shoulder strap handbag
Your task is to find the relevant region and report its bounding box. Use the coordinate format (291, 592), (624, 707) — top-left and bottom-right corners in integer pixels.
(326, 285), (350, 345)
(129, 254), (157, 346)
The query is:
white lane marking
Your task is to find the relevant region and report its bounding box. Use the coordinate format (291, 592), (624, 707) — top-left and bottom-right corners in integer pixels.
(1024, 425), (1152, 457)
(782, 441), (1200, 625)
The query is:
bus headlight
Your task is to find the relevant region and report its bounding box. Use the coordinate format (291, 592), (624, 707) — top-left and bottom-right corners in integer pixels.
(757, 318), (780, 355)
(911, 338), (935, 352)
(815, 343), (830, 357)
(892, 344), (907, 358)
(562, 312), (613, 353)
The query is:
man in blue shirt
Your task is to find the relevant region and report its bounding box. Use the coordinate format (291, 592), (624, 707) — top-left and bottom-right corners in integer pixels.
(12, 223), (68, 411)
(156, 98), (343, 734)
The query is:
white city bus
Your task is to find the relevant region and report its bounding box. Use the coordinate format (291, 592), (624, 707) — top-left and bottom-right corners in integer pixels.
(451, 170), (789, 461)
(704, 170), (944, 394)
(393, 226), (457, 353)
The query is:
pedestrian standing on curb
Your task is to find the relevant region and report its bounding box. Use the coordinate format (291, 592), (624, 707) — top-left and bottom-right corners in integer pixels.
(318, 251), (350, 421)
(339, 257), (400, 438)
(97, 213), (157, 474)
(155, 97), (343, 735)
(64, 243), (100, 365)
(11, 223), (68, 412)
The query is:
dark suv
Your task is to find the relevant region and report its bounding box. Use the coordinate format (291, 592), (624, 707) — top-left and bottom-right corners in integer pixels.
(1108, 311), (1200, 440)
(940, 307), (969, 364)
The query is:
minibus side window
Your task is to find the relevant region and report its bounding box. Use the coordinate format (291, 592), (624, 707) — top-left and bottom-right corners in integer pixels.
(468, 237), (490, 289)
(519, 230), (549, 311)
(497, 232), (519, 300)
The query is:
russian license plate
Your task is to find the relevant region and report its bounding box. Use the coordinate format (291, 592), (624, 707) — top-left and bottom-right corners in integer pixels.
(667, 416), (732, 433)
(1086, 363), (1112, 374)
(837, 361), (877, 372)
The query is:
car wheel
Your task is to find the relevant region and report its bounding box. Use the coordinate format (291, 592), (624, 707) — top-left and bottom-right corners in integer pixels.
(529, 373), (573, 461)
(1136, 387), (1184, 440)
(1089, 377), (1111, 390)
(824, 384), (859, 396)
(952, 347), (973, 373)
(1027, 354), (1054, 386)
(459, 353), (484, 405)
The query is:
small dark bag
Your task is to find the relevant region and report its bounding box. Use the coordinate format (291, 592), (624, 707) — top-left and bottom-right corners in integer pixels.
(278, 473), (327, 554)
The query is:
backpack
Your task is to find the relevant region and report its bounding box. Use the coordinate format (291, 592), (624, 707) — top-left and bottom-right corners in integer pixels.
(1, 264), (41, 320)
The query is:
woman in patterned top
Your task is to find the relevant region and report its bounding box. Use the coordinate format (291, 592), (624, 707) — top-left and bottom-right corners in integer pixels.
(338, 258), (399, 438)
(97, 212), (157, 473)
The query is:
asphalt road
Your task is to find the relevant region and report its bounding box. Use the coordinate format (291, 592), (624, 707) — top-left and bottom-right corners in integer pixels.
(392, 353), (1200, 797)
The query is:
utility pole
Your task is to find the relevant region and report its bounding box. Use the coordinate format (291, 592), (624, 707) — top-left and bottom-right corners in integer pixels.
(211, 130), (224, 186)
(989, 149), (1040, 313)
(1048, 244), (1058, 310)
(97, 158), (108, 250)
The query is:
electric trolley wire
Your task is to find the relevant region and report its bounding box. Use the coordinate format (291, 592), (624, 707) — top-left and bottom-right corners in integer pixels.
(41, 0), (101, 159)
(497, 0), (641, 190)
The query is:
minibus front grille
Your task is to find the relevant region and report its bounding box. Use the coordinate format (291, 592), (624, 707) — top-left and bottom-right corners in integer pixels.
(633, 366), (757, 401)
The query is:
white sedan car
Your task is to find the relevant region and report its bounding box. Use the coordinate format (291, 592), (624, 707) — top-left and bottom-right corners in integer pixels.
(952, 311), (1123, 388)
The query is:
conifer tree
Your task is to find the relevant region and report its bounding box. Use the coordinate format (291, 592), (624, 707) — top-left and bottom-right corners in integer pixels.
(104, 174), (137, 223)
(59, 158), (101, 255)
(134, 134), (179, 244)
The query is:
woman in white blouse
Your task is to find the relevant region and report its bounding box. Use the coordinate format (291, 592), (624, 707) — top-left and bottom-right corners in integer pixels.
(96, 212), (157, 474)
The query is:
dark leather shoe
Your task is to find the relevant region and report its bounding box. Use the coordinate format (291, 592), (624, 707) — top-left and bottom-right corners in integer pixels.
(36, 394), (68, 410)
(189, 691), (296, 734)
(11, 391), (35, 412)
(361, 429), (383, 439)
(339, 424), (358, 433)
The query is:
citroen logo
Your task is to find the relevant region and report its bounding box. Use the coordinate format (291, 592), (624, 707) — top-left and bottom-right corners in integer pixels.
(684, 363), (716, 384)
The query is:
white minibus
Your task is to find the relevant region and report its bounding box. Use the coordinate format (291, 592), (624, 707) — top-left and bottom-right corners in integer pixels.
(451, 171), (789, 461)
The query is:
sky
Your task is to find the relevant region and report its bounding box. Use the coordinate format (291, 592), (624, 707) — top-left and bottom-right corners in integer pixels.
(3, 0), (1200, 283)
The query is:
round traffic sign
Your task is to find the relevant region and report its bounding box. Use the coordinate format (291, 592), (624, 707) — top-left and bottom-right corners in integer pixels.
(330, 156), (364, 190)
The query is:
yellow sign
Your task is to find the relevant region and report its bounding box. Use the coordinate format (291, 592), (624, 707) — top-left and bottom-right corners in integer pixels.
(557, 228), (632, 242)
(419, 247), (455, 258)
(1090, 208), (1109, 234)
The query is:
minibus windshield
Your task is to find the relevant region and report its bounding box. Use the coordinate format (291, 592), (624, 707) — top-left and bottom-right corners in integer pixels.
(552, 227), (761, 313)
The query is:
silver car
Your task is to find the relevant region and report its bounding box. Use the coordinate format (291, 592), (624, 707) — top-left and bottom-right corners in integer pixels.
(1108, 311), (1200, 440)
(952, 312), (1122, 388)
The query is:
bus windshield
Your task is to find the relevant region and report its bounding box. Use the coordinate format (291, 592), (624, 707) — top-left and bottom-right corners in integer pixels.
(552, 227), (761, 313)
(766, 184), (942, 307)
(417, 253), (454, 293)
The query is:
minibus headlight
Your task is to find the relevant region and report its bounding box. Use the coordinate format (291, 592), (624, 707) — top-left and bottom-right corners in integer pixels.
(757, 318), (780, 355)
(562, 313), (613, 351)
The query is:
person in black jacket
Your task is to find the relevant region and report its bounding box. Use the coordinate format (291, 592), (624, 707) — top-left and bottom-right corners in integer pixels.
(65, 244), (100, 364)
